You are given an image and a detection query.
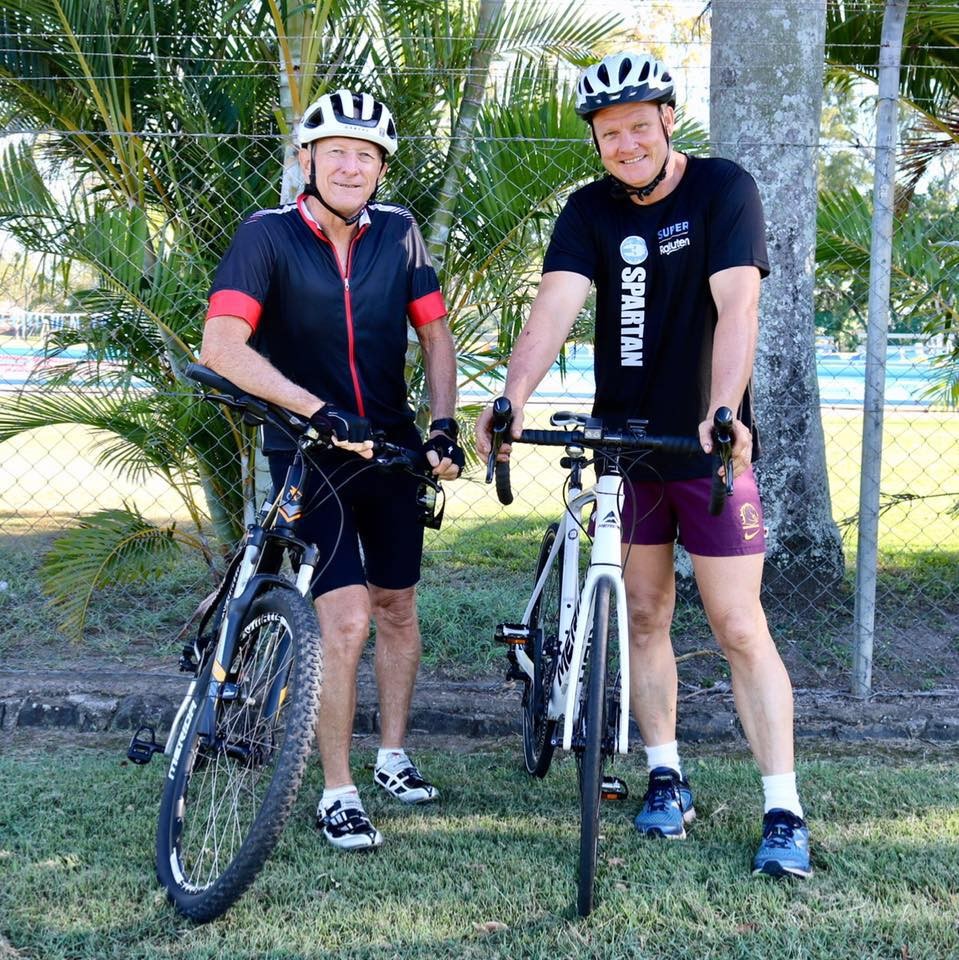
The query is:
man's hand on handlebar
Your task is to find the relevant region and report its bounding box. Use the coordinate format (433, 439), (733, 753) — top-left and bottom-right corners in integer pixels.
(475, 402), (525, 461)
(310, 405), (375, 459)
(697, 411), (752, 480)
(424, 431), (465, 480)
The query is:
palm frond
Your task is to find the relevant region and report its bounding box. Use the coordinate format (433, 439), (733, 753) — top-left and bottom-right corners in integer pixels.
(39, 506), (188, 641)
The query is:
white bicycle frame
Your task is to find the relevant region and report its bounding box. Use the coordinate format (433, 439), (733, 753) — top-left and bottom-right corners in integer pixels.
(515, 468), (631, 755)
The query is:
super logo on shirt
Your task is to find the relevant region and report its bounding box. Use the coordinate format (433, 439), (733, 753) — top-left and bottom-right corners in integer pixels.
(619, 235), (648, 368)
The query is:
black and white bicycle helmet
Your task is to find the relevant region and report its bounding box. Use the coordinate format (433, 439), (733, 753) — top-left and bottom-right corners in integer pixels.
(575, 51), (676, 118)
(298, 89), (398, 157)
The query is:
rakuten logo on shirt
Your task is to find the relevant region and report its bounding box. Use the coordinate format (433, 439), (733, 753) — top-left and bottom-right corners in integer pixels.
(658, 220), (691, 257)
(620, 266), (646, 368)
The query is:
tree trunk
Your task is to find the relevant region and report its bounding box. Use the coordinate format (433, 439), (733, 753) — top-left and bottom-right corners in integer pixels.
(710, 0), (845, 587)
(424, 0), (504, 280)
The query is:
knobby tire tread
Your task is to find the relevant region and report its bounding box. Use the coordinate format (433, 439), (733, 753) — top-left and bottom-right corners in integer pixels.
(156, 587), (322, 922)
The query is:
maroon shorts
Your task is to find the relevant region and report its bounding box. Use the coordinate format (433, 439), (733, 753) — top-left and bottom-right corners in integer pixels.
(620, 466), (766, 557)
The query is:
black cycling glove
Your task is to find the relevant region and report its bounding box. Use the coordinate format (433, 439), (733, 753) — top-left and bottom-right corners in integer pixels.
(423, 433), (466, 473)
(309, 405), (372, 444)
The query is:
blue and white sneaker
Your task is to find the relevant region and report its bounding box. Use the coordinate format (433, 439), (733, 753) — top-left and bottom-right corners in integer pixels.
(634, 766), (696, 839)
(752, 808), (812, 878)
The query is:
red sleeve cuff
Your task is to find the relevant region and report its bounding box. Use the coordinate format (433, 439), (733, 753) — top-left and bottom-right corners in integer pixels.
(407, 290), (447, 329)
(206, 290), (263, 331)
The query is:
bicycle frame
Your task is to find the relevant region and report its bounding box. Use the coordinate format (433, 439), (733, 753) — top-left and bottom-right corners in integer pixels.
(515, 470), (631, 756)
(162, 454), (316, 759)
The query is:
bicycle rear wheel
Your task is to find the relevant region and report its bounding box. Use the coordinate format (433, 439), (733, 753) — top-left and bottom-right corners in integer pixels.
(523, 523), (562, 777)
(577, 579), (610, 918)
(156, 586), (322, 922)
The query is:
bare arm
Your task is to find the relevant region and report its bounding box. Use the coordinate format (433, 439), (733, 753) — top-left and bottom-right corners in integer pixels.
(199, 315), (372, 456)
(475, 270), (591, 455)
(416, 317), (461, 479)
(699, 265), (761, 475)
(200, 315), (323, 417)
(416, 317), (457, 423)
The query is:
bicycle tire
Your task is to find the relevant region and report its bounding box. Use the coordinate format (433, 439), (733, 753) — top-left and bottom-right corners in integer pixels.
(523, 523), (562, 777)
(577, 579), (610, 918)
(156, 586), (322, 922)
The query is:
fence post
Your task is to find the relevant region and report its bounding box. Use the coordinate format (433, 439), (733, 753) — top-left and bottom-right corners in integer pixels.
(852, 0), (909, 698)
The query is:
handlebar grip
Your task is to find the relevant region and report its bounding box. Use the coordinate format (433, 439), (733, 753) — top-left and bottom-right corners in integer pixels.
(708, 457), (727, 516)
(708, 406), (735, 516)
(185, 362), (238, 396)
(487, 396), (514, 505)
(495, 461), (513, 506)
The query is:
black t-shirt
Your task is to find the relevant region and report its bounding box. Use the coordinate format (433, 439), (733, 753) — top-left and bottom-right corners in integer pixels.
(543, 155), (769, 479)
(207, 195), (446, 452)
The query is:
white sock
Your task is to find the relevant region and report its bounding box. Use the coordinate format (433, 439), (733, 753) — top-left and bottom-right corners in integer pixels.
(645, 740), (682, 778)
(762, 772), (804, 818)
(321, 784), (360, 809)
(376, 747), (408, 771)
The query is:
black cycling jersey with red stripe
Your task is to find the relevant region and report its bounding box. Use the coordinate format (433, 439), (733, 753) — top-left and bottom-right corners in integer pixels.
(207, 194), (446, 452)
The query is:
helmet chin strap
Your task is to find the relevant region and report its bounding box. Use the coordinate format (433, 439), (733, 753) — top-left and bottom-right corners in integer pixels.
(609, 145), (671, 202)
(302, 149), (382, 226)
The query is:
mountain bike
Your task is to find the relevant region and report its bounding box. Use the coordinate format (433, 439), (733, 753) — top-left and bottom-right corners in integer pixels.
(487, 398), (732, 917)
(127, 362), (443, 922)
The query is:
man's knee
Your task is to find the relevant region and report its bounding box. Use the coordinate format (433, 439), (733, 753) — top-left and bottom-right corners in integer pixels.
(711, 605), (770, 660)
(370, 586), (418, 633)
(315, 588), (371, 656)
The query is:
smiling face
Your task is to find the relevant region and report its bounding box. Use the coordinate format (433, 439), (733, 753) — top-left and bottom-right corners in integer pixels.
(300, 136), (386, 216)
(591, 100), (674, 190)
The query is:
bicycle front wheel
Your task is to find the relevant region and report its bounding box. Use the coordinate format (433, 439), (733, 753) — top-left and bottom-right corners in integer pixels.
(523, 523), (562, 777)
(577, 579), (610, 918)
(156, 586), (322, 922)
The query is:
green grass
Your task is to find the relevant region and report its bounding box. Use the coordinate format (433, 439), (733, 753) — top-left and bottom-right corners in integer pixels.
(1, 748), (957, 959)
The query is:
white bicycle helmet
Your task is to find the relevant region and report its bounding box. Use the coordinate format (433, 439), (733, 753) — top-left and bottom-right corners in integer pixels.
(298, 89), (398, 156)
(575, 51), (676, 118)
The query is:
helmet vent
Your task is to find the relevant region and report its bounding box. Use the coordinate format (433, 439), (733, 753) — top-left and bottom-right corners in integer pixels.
(638, 61), (650, 82)
(597, 63), (610, 86)
(618, 58), (632, 84)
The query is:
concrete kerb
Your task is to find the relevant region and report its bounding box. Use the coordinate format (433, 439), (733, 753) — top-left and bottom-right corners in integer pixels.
(2, 662), (959, 749)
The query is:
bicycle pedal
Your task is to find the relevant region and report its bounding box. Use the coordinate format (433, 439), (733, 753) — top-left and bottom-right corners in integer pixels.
(127, 725), (164, 765)
(494, 622), (529, 646)
(600, 775), (629, 801)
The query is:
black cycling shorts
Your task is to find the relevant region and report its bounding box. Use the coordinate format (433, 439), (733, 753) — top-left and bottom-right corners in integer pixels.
(267, 432), (425, 598)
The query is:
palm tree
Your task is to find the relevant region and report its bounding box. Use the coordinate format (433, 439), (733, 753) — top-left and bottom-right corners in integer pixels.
(823, 0), (959, 401)
(0, 0), (648, 637)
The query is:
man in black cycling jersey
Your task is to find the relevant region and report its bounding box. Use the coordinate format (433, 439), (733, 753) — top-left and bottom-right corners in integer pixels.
(200, 89), (464, 851)
(476, 51), (811, 878)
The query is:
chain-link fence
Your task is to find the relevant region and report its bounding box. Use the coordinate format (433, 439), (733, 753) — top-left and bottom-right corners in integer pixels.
(0, 14), (956, 699)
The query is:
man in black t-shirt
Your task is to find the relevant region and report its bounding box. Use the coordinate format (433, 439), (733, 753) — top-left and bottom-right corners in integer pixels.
(201, 90), (464, 851)
(477, 52), (811, 878)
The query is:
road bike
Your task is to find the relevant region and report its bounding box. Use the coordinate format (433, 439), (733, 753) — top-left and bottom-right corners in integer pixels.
(127, 363), (442, 922)
(487, 398), (732, 916)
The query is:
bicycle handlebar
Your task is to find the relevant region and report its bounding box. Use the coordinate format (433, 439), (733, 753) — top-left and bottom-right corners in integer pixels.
(486, 397), (735, 511)
(708, 406), (735, 516)
(184, 363), (429, 474)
